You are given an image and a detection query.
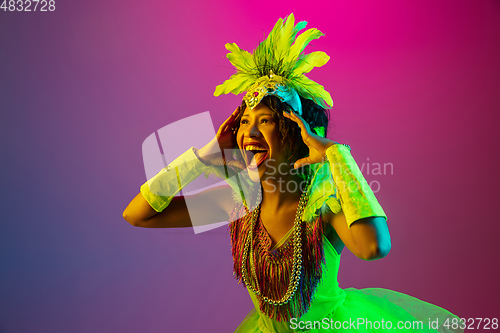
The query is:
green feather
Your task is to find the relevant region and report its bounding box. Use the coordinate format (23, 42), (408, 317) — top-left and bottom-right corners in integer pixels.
(313, 126), (325, 137)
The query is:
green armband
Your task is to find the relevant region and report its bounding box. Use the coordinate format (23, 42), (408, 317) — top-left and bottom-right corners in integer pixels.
(326, 144), (387, 228)
(140, 147), (207, 212)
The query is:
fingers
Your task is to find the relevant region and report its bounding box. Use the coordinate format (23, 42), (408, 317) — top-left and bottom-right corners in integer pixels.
(228, 107), (241, 132)
(227, 107), (241, 130)
(293, 156), (312, 169)
(222, 107), (239, 127)
(283, 110), (311, 133)
(293, 111), (311, 132)
(219, 107), (241, 135)
(221, 107), (240, 131)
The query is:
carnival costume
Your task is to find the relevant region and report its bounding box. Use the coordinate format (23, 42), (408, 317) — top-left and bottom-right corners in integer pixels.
(140, 14), (463, 332)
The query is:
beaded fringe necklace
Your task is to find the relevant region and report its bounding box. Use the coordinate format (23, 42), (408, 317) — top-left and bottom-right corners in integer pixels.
(229, 177), (326, 322)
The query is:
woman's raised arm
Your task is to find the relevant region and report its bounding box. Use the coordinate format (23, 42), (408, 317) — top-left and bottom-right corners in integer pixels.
(123, 107), (244, 228)
(283, 110), (391, 260)
(122, 185), (235, 228)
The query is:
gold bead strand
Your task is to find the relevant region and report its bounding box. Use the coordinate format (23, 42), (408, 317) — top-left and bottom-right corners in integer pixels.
(241, 176), (311, 306)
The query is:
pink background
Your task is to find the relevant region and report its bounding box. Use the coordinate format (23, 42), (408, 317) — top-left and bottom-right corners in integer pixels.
(1, 0), (499, 332)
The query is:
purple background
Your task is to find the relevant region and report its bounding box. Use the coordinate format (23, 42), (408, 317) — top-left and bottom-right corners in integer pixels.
(1, 0), (499, 332)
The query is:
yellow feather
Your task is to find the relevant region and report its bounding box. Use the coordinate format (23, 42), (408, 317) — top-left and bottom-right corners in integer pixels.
(225, 43), (255, 73)
(274, 14), (295, 60)
(287, 28), (324, 64)
(214, 14), (333, 110)
(257, 18), (283, 59)
(293, 75), (333, 107)
(214, 73), (253, 96)
(293, 51), (330, 75)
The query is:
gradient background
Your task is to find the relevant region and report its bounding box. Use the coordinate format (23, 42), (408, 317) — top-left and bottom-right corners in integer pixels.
(1, 0), (499, 332)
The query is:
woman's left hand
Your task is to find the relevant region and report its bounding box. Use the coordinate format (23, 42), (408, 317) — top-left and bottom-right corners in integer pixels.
(283, 110), (338, 169)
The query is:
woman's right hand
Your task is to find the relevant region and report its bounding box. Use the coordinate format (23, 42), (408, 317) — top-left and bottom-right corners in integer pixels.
(215, 106), (241, 151)
(123, 108), (242, 228)
(196, 107), (245, 169)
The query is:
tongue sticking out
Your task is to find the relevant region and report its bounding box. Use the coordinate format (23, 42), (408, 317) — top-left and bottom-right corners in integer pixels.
(249, 151), (268, 169)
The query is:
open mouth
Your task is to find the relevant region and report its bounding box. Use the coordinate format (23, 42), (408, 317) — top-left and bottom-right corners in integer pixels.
(243, 143), (269, 170)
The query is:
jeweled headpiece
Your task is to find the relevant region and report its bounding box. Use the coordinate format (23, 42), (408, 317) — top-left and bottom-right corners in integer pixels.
(214, 13), (333, 115)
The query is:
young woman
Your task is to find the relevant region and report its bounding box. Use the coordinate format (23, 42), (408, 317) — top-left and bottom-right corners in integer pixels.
(123, 14), (462, 333)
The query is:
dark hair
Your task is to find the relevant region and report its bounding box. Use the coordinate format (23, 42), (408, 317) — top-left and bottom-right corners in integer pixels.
(234, 95), (331, 164)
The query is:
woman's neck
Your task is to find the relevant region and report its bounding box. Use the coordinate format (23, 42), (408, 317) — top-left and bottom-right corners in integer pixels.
(260, 172), (306, 210)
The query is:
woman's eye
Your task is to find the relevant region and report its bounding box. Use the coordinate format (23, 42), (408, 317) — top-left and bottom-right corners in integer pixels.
(240, 118), (272, 125)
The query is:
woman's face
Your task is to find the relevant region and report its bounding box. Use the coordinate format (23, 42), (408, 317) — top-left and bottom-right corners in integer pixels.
(236, 103), (288, 180)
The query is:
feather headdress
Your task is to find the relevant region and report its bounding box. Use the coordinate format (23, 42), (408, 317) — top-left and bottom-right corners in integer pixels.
(214, 13), (333, 114)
